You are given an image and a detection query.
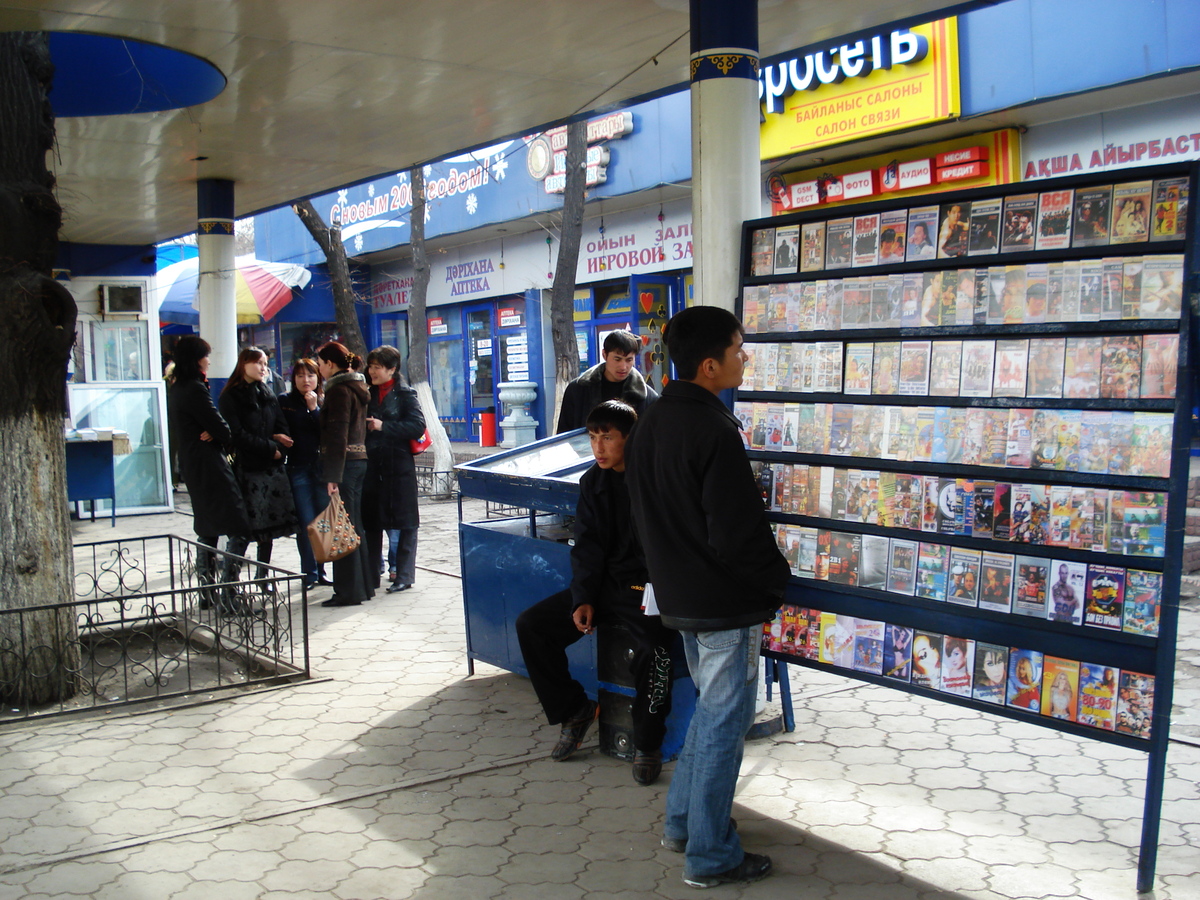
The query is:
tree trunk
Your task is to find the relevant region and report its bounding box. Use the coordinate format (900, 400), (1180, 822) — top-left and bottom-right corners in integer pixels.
(549, 120), (588, 427)
(405, 166), (453, 494)
(0, 32), (80, 705)
(293, 199), (367, 361)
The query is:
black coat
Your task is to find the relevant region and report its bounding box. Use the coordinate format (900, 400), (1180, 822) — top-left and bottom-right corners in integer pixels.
(219, 380), (295, 539)
(626, 380), (789, 632)
(168, 377), (250, 538)
(556, 363), (659, 433)
(363, 381), (426, 530)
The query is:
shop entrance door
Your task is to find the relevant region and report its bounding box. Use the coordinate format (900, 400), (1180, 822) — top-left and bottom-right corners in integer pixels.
(629, 274), (675, 393)
(465, 304), (496, 440)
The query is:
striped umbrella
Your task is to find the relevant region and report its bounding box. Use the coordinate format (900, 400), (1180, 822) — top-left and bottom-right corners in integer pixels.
(157, 255), (312, 325)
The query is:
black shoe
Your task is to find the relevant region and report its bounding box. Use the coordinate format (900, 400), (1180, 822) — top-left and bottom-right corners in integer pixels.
(683, 852), (771, 889)
(550, 700), (598, 761)
(386, 581), (412, 593)
(663, 818), (737, 854)
(321, 596), (362, 607)
(632, 749), (662, 786)
(303, 576), (319, 590)
(317, 575), (333, 586)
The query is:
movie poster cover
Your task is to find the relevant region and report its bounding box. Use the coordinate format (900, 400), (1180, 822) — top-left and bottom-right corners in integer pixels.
(1140, 254), (1184, 318)
(879, 208), (908, 264)
(801, 221), (826, 272)
(1046, 559), (1087, 626)
(1013, 556), (1049, 618)
(1140, 333), (1179, 399)
(1000, 193), (1038, 253)
(959, 340), (995, 398)
(938, 636), (974, 696)
(1035, 189), (1073, 251)
(1123, 569), (1162, 637)
(883, 624), (913, 681)
(1072, 185), (1112, 248)
(1063, 335), (1102, 398)
(1006, 647), (1044, 711)
(968, 198), (1001, 255)
(825, 217), (854, 269)
(1111, 181), (1153, 244)
(937, 201), (970, 259)
(898, 341), (932, 396)
(1116, 671), (1154, 739)
(1041, 656), (1080, 722)
(886, 539), (918, 595)
(1026, 337), (1066, 399)
(905, 205), (938, 262)
(972, 643), (1009, 704)
(979, 551), (1015, 613)
(750, 227), (775, 276)
(852, 213), (881, 268)
(1084, 564), (1125, 630)
(929, 340), (963, 397)
(947, 547), (982, 607)
(1078, 661), (1118, 730)
(1150, 176), (1188, 242)
(772, 223), (799, 275)
(911, 630), (944, 689)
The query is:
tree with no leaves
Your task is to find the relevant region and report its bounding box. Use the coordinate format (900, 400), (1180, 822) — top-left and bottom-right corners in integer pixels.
(0, 32), (82, 705)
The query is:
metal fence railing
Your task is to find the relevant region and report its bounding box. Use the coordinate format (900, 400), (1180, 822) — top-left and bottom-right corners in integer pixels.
(415, 466), (457, 499)
(0, 535), (309, 723)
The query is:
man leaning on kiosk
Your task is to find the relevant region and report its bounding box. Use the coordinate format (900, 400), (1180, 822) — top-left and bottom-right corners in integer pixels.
(556, 329), (659, 433)
(626, 305), (790, 890)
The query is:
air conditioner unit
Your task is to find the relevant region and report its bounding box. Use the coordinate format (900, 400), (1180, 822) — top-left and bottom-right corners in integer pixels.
(100, 284), (145, 315)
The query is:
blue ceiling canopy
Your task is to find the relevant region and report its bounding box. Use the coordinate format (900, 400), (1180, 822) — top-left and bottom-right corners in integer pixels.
(47, 32), (224, 117)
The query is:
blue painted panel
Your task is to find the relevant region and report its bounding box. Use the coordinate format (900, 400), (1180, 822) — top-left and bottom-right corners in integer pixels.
(962, 0), (1200, 117)
(57, 242), (157, 278)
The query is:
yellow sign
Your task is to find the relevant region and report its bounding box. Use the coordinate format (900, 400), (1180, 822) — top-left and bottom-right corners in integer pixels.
(760, 18), (960, 160)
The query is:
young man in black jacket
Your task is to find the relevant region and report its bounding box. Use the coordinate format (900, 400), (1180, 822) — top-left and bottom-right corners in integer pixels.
(626, 305), (790, 889)
(516, 400), (673, 785)
(556, 330), (659, 433)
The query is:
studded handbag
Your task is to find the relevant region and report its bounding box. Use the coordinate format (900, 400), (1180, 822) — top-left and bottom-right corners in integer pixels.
(306, 493), (360, 563)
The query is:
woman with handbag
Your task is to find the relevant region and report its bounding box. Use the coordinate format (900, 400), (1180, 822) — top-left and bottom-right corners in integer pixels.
(278, 358), (330, 590)
(218, 348), (297, 595)
(316, 341), (373, 607)
(363, 345), (426, 594)
(166, 335), (251, 613)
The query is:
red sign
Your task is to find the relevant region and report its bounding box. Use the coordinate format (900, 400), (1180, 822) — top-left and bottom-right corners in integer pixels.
(936, 145), (988, 168)
(428, 317), (447, 336)
(936, 160), (989, 183)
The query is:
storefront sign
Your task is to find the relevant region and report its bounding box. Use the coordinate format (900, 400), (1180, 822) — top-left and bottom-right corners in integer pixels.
(770, 129), (1019, 215)
(372, 274), (413, 311)
(530, 110), (634, 194)
(1021, 94), (1200, 180)
(428, 317), (448, 336)
(759, 18), (960, 159)
(498, 308), (522, 328)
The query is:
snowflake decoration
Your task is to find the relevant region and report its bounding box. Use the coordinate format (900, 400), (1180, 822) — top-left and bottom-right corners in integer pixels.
(466, 193), (478, 215)
(492, 154), (508, 180)
(337, 189), (348, 205)
(423, 164), (433, 179)
(368, 184), (375, 198)
(354, 234), (364, 252)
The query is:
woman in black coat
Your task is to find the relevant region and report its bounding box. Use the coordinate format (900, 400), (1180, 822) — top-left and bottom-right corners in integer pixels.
(166, 335), (250, 606)
(278, 358), (329, 589)
(219, 347), (296, 587)
(364, 345), (426, 593)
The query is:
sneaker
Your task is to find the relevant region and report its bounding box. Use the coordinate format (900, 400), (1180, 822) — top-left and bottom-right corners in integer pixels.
(662, 818), (737, 854)
(632, 749), (662, 786)
(550, 700), (598, 761)
(683, 852), (772, 889)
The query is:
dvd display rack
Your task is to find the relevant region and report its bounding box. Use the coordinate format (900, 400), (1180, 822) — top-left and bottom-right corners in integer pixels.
(737, 162), (1195, 891)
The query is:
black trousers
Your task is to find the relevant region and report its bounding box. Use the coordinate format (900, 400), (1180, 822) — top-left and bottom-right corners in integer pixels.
(332, 459), (372, 603)
(515, 589), (674, 753)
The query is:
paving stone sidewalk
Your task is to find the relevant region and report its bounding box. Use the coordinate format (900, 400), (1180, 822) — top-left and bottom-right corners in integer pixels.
(0, 493), (1196, 899)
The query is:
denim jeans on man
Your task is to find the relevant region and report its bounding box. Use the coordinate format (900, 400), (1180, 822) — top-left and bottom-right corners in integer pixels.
(287, 461), (328, 579)
(663, 625), (759, 878)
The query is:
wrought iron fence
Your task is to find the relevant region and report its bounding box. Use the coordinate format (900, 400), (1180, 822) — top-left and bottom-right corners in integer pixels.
(0, 535), (309, 722)
(415, 465), (456, 499)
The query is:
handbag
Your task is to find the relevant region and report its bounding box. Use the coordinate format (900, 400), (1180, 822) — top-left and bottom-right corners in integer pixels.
(409, 428), (432, 454)
(307, 493), (361, 563)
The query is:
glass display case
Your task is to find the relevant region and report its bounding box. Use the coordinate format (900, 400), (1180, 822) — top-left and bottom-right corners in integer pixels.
(455, 428), (593, 515)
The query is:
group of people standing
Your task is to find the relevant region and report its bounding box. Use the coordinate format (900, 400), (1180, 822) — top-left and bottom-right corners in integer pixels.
(167, 335), (425, 611)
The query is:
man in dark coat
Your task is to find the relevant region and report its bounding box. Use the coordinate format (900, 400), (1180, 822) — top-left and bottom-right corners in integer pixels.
(626, 305), (789, 890)
(556, 330), (659, 433)
(516, 400), (673, 786)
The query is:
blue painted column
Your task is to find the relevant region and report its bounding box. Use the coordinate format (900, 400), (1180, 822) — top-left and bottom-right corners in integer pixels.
(196, 178), (238, 379)
(690, 0), (760, 312)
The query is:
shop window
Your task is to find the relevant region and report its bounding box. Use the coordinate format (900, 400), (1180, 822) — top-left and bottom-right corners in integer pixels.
(89, 320), (150, 382)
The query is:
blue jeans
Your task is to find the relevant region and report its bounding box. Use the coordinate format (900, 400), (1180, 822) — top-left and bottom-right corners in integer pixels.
(287, 463), (329, 579)
(664, 626), (759, 878)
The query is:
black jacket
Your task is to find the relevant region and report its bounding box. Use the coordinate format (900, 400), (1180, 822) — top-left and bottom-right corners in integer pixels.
(569, 465), (647, 613)
(626, 380), (789, 631)
(278, 390), (322, 468)
(363, 381), (426, 530)
(219, 381), (290, 473)
(556, 362), (659, 433)
(167, 377), (250, 538)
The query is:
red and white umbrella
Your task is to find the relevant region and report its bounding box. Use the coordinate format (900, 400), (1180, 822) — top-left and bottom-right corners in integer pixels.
(157, 255), (312, 324)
